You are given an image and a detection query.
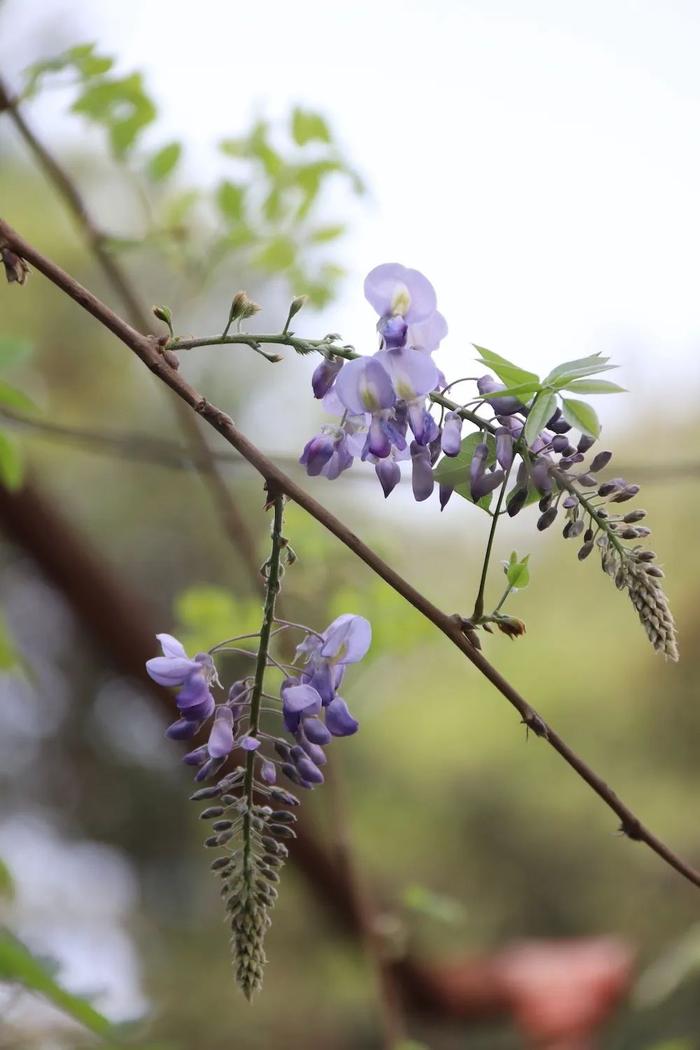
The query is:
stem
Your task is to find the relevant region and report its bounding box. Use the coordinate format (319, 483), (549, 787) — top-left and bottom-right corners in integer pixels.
(492, 583), (513, 616)
(472, 467), (511, 621)
(242, 492), (285, 891)
(4, 217), (700, 890)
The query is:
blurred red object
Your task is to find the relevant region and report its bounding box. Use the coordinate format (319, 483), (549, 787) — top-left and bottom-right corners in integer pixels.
(413, 936), (633, 1048)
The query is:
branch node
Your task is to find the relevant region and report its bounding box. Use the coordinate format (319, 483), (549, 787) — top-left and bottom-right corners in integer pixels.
(522, 711), (548, 739)
(619, 817), (643, 841)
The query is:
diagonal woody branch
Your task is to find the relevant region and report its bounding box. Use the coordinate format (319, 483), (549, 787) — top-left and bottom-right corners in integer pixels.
(1, 215), (698, 892)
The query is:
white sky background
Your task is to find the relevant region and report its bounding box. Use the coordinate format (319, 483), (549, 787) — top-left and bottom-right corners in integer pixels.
(3, 0), (700, 422)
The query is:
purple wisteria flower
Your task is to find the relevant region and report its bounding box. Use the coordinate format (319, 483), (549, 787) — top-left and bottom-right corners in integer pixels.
(300, 263), (450, 501)
(279, 614), (370, 787)
(146, 633), (216, 736)
(364, 263), (437, 323)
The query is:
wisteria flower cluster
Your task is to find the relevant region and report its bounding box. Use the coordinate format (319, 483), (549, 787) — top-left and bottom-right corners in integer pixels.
(301, 262), (449, 500)
(147, 500), (370, 998)
(298, 265), (678, 659)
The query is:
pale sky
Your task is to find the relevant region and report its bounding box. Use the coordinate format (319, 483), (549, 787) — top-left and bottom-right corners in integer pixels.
(3, 0), (700, 415)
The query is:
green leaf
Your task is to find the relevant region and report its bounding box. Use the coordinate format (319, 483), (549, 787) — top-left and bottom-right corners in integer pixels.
(175, 586), (263, 655)
(72, 73), (157, 157)
(402, 883), (466, 925)
(545, 354), (619, 388)
(524, 390), (557, 446)
(255, 237), (296, 272)
(248, 121), (283, 178)
(560, 397), (601, 438)
(308, 225), (346, 244)
(480, 380), (541, 401)
(544, 353), (609, 382)
(0, 613), (18, 670)
(23, 43), (114, 98)
(0, 860), (15, 901)
(216, 180), (246, 223)
(506, 553), (530, 590)
(562, 378), (626, 395)
(146, 141), (181, 182)
(0, 432), (24, 491)
(0, 338), (32, 370)
(291, 108), (332, 146)
(0, 928), (116, 1038)
(473, 346), (539, 388)
(0, 381), (36, 414)
(163, 190), (199, 229)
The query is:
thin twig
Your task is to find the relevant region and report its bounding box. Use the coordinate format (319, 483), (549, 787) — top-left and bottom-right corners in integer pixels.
(2, 217), (698, 891)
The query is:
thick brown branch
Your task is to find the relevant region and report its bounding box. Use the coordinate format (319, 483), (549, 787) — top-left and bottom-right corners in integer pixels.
(2, 215), (698, 893)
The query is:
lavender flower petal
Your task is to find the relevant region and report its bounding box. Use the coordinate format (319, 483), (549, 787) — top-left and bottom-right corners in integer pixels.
(364, 263), (437, 323)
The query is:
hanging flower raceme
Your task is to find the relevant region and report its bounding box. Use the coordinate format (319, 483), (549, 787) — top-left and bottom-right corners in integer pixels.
(299, 262), (449, 500)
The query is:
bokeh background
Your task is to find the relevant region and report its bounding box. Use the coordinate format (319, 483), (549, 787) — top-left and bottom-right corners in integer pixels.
(1, 2), (700, 1047)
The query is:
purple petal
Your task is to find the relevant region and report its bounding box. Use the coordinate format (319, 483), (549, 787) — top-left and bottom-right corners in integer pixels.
(364, 263), (437, 323)
(177, 692), (214, 722)
(282, 682), (324, 713)
(375, 458), (401, 498)
(471, 469), (505, 501)
(165, 717), (202, 740)
(299, 432), (336, 476)
(146, 655), (199, 686)
(411, 442), (434, 502)
(477, 375), (523, 416)
(336, 356), (395, 415)
(183, 744), (209, 766)
(157, 633), (187, 659)
(364, 416), (392, 459)
(408, 311), (448, 353)
(299, 736), (327, 766)
(439, 483), (454, 511)
(311, 357), (343, 399)
(495, 428), (514, 470)
(441, 412), (462, 456)
(239, 735), (261, 752)
(325, 697), (359, 737)
(260, 759), (277, 785)
(407, 400), (439, 445)
(375, 347), (439, 400)
(295, 755), (324, 785)
(207, 705), (234, 759)
(321, 614), (372, 664)
(195, 756), (225, 782)
(303, 717), (332, 745)
(378, 315), (408, 348)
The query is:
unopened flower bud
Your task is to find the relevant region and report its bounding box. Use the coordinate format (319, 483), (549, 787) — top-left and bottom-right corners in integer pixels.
(589, 450), (612, 473)
(537, 507), (558, 530)
(228, 290), (261, 324)
(153, 304), (174, 335)
(1, 246), (29, 285)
